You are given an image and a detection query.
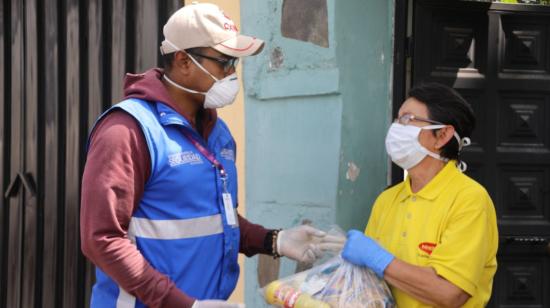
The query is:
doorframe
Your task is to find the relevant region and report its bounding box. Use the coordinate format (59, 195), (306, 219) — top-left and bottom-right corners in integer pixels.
(391, 0), (409, 185)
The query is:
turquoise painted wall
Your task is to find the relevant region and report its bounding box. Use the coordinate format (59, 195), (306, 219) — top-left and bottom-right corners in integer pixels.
(241, 0), (393, 306)
(334, 0), (394, 231)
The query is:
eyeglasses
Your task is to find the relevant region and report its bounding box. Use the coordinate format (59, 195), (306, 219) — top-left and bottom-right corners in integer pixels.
(187, 52), (240, 73)
(394, 113), (444, 126)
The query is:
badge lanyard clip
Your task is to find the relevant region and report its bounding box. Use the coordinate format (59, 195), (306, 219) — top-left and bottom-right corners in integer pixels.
(220, 172), (229, 194)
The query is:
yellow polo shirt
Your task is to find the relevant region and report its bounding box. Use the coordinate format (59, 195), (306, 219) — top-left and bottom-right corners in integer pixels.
(365, 161), (498, 307)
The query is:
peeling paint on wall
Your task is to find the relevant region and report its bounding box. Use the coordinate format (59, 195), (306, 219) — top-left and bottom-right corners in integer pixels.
(345, 161), (360, 182)
(269, 47), (284, 71)
(281, 0), (329, 47)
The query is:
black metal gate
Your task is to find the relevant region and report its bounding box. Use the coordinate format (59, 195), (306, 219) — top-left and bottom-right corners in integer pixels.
(0, 1), (182, 307)
(394, 0), (550, 306)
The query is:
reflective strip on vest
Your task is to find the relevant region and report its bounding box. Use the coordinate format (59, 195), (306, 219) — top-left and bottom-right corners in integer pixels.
(118, 214), (228, 307)
(128, 214), (225, 240)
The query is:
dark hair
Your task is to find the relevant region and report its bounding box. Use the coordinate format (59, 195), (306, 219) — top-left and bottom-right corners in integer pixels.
(408, 82), (476, 161)
(161, 47), (207, 72)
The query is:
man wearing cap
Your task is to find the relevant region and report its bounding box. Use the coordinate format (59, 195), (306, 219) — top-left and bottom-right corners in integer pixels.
(80, 3), (340, 308)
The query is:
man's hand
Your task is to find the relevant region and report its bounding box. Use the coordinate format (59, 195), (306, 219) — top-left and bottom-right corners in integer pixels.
(192, 300), (244, 308)
(341, 230), (394, 278)
(277, 225), (327, 263)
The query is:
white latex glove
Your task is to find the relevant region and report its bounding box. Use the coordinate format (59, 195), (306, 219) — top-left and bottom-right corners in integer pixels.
(192, 300), (245, 308)
(277, 225), (327, 263)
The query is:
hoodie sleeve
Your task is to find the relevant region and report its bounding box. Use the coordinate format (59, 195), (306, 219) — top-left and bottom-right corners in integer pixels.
(80, 110), (195, 308)
(238, 214), (271, 257)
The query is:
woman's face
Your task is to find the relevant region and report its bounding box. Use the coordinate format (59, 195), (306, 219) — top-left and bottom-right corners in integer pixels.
(397, 97), (440, 153)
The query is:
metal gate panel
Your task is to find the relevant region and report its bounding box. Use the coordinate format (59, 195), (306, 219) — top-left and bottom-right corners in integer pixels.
(22, 0), (39, 307)
(0, 0), (7, 305)
(134, 0), (160, 74)
(41, 0), (61, 306)
(6, 1), (24, 307)
(62, 0), (84, 305)
(111, 0), (128, 104)
(410, 1), (550, 306)
(0, 1), (183, 307)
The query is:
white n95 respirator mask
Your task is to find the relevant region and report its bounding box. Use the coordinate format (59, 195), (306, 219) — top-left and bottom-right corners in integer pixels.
(201, 73), (239, 109)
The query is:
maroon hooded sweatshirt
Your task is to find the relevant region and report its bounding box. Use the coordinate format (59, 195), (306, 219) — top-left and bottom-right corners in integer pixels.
(80, 68), (270, 308)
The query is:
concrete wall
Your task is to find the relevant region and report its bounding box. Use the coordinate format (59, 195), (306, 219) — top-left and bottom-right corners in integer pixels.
(241, 0), (393, 306)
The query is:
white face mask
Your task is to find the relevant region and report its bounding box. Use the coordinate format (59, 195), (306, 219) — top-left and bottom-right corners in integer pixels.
(163, 51), (240, 109)
(385, 123), (470, 171)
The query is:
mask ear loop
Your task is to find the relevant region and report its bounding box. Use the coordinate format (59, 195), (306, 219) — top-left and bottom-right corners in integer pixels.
(161, 39), (220, 82)
(457, 160), (468, 172)
(417, 125), (449, 163)
(456, 136), (471, 172)
(162, 74), (206, 95)
(186, 53), (220, 82)
(458, 136), (471, 151)
(421, 125), (472, 172)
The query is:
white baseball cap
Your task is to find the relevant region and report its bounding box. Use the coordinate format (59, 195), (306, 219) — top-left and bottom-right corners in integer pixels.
(160, 2), (264, 57)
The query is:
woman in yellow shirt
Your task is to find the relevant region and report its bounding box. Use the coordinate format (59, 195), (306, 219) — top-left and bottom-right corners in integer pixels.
(342, 83), (498, 307)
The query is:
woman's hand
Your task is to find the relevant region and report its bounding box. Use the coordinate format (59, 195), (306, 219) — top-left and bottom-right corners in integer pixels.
(341, 230), (394, 277)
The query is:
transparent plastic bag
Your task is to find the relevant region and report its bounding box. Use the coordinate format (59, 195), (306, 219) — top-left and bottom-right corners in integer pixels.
(261, 228), (395, 308)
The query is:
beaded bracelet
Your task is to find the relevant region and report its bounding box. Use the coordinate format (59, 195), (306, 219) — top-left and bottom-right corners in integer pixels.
(271, 229), (282, 259)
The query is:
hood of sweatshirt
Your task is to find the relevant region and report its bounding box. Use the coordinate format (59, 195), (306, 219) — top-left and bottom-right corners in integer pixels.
(123, 68), (217, 139)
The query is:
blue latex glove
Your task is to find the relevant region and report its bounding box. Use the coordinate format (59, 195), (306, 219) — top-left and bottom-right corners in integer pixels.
(342, 229), (394, 278)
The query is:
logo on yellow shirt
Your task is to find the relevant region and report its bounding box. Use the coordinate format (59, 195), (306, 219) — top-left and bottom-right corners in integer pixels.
(418, 242), (437, 255)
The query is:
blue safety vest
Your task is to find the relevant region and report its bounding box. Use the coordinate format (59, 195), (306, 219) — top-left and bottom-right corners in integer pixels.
(88, 99), (240, 308)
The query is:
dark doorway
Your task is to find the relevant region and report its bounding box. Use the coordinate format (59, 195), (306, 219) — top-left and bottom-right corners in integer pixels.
(0, 1), (181, 307)
(394, 0), (550, 306)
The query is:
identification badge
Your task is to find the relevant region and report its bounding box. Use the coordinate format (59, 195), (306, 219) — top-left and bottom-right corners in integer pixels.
(222, 193), (237, 226)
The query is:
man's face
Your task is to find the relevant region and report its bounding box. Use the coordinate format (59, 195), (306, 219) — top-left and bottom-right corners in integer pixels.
(185, 48), (237, 92)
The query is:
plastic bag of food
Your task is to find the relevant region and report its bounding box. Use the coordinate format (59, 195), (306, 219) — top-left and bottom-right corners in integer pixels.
(261, 228), (395, 308)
